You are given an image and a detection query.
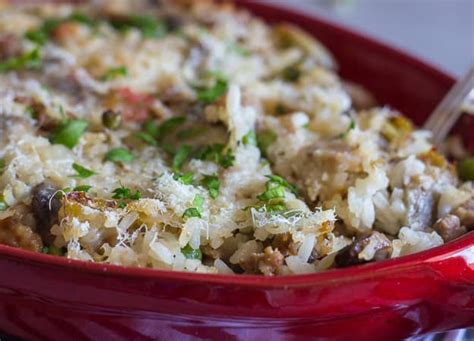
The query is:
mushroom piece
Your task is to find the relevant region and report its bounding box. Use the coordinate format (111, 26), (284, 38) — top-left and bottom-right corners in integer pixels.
(335, 231), (392, 268)
(31, 183), (61, 246)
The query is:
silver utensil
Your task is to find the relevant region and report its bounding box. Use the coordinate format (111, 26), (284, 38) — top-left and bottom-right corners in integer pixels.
(423, 67), (474, 148)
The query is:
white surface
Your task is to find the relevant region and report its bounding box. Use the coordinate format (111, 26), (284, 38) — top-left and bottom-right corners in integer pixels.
(266, 0), (474, 78)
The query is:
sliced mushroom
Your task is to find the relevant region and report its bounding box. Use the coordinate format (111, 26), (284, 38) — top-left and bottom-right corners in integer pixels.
(335, 231), (392, 268)
(433, 214), (467, 242)
(31, 183), (61, 246)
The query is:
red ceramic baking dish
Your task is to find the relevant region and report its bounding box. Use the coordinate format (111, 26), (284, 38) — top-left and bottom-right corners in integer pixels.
(1, 1), (473, 340)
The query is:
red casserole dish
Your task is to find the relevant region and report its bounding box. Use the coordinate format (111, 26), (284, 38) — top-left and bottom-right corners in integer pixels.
(1, 1), (473, 339)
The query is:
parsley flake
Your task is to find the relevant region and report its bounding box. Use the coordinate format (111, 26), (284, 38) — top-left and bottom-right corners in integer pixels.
(104, 148), (134, 163)
(182, 194), (204, 219)
(257, 130), (277, 157)
(195, 144), (234, 168)
(101, 66), (127, 81)
(172, 145), (191, 171)
(0, 48), (41, 73)
(242, 131), (257, 146)
(201, 174), (220, 199)
(110, 15), (168, 38)
(112, 186), (141, 201)
(338, 119), (356, 139)
(196, 78), (228, 104)
(71, 163), (96, 179)
(74, 185), (92, 193)
(174, 172), (194, 185)
(49, 119), (88, 149)
(181, 244), (202, 260)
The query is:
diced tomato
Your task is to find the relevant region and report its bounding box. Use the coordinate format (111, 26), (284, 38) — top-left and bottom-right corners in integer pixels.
(112, 87), (155, 123)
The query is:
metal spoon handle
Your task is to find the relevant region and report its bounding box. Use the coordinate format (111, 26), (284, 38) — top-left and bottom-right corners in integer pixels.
(423, 67), (474, 148)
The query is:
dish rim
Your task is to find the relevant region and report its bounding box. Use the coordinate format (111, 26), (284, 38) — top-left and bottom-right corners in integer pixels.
(0, 1), (465, 286)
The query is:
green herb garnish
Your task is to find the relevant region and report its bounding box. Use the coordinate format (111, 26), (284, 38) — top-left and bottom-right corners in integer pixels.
(176, 127), (205, 139)
(257, 130), (277, 157)
(338, 119), (356, 139)
(172, 145), (192, 171)
(73, 185), (92, 193)
(135, 132), (158, 146)
(112, 186), (141, 201)
(201, 174), (220, 199)
(71, 163), (96, 179)
(104, 148), (134, 163)
(182, 194), (204, 219)
(110, 15), (168, 38)
(101, 66), (127, 81)
(174, 172), (194, 185)
(49, 120), (88, 149)
(143, 116), (186, 140)
(195, 144), (234, 168)
(0, 48), (41, 73)
(25, 13), (95, 45)
(196, 78), (228, 104)
(242, 131), (257, 146)
(181, 244), (202, 260)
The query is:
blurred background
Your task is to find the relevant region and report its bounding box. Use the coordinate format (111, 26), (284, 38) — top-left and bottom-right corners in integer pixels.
(268, 0), (474, 77)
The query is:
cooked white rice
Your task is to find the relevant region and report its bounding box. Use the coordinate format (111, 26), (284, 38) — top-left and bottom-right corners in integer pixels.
(0, 0), (472, 275)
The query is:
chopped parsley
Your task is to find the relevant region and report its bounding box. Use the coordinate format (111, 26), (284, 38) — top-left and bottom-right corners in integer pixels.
(42, 245), (66, 256)
(182, 194), (204, 219)
(135, 132), (158, 146)
(181, 244), (202, 260)
(196, 78), (228, 104)
(338, 118), (356, 139)
(143, 116), (186, 140)
(112, 186), (141, 201)
(172, 145), (192, 172)
(201, 175), (220, 199)
(257, 130), (277, 157)
(0, 48), (41, 73)
(255, 175), (297, 211)
(158, 117), (187, 137)
(101, 66), (127, 81)
(173, 172), (194, 185)
(73, 185), (92, 193)
(176, 127), (205, 139)
(25, 13), (96, 46)
(104, 147), (134, 163)
(71, 163), (96, 179)
(195, 144), (234, 169)
(242, 130), (257, 146)
(110, 15), (168, 38)
(49, 119), (88, 149)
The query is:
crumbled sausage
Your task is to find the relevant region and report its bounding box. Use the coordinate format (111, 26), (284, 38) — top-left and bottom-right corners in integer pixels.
(240, 246), (284, 275)
(31, 183), (61, 246)
(0, 33), (21, 61)
(433, 214), (467, 242)
(335, 231), (392, 268)
(0, 216), (43, 252)
(453, 198), (474, 230)
(271, 233), (299, 256)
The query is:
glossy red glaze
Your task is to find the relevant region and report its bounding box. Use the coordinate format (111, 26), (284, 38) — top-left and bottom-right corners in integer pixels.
(1, 2), (473, 340)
